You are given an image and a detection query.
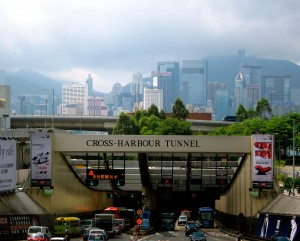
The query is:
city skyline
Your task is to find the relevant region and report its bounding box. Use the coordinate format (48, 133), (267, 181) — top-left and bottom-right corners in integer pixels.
(0, 0), (300, 93)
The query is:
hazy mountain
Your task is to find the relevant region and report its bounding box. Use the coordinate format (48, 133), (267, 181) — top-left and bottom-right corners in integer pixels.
(3, 55), (300, 100)
(4, 69), (67, 96)
(205, 54), (300, 94)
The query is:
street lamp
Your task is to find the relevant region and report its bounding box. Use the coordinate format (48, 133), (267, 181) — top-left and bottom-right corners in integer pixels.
(292, 118), (295, 195)
(44, 89), (54, 129)
(269, 90), (275, 113)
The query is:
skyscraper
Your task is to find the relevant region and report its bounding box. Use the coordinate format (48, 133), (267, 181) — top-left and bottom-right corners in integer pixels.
(261, 75), (291, 115)
(157, 61), (179, 112)
(181, 60), (208, 110)
(143, 88), (163, 111)
(233, 65), (262, 111)
(86, 74), (93, 97)
(132, 72), (143, 111)
(62, 82), (88, 115)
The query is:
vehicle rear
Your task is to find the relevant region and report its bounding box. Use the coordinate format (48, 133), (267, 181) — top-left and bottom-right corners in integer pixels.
(180, 210), (191, 220)
(89, 228), (108, 241)
(94, 214), (115, 238)
(81, 219), (95, 229)
(27, 226), (51, 239)
(161, 213), (176, 231)
(88, 233), (105, 241)
(28, 232), (50, 241)
(114, 219), (125, 234)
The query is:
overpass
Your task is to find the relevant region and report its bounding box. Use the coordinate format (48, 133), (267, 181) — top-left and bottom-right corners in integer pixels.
(10, 115), (232, 133)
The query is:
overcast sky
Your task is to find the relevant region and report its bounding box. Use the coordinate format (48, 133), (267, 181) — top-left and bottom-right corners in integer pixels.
(1, 0), (299, 93)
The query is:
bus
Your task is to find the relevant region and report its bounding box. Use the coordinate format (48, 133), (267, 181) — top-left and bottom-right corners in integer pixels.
(198, 207), (214, 228)
(54, 217), (83, 236)
(104, 207), (125, 219)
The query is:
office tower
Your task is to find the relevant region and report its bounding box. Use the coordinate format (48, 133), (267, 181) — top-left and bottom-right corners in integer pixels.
(132, 72), (143, 111)
(261, 75), (291, 115)
(233, 65), (262, 111)
(233, 72), (244, 111)
(62, 82), (88, 115)
(241, 65), (262, 109)
(207, 82), (228, 115)
(143, 88), (163, 111)
(215, 90), (229, 120)
(181, 60), (208, 110)
(86, 74), (93, 96)
(87, 96), (108, 116)
(157, 61), (180, 113)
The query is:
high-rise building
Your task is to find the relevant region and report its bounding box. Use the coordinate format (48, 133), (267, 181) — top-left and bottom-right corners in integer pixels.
(143, 88), (163, 111)
(261, 75), (291, 115)
(207, 82), (228, 115)
(240, 65), (262, 110)
(157, 61), (180, 112)
(62, 82), (88, 115)
(86, 74), (93, 96)
(87, 96), (108, 116)
(215, 90), (229, 120)
(132, 72), (143, 111)
(233, 65), (262, 111)
(181, 60), (208, 109)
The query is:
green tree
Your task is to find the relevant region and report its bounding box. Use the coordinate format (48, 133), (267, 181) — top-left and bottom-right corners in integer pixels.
(112, 112), (140, 135)
(139, 115), (162, 135)
(171, 98), (189, 120)
(256, 98), (272, 118)
(236, 104), (247, 122)
(161, 118), (192, 135)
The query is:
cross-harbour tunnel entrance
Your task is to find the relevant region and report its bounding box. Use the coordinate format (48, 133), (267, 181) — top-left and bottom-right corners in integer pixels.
(25, 133), (276, 218)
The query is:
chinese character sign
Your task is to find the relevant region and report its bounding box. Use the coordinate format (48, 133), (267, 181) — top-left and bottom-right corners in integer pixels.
(0, 139), (16, 192)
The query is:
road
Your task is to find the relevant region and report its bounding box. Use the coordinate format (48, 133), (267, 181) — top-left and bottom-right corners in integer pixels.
(55, 225), (238, 241)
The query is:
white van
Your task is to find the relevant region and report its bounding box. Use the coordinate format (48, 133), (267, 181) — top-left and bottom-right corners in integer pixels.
(27, 226), (51, 239)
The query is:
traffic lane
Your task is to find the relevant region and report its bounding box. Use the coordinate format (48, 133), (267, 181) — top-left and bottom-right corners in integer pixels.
(16, 228), (238, 241)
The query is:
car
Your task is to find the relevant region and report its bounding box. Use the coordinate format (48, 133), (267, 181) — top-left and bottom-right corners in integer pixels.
(271, 236), (291, 241)
(27, 232), (50, 241)
(82, 227), (95, 241)
(178, 215), (188, 226)
(185, 221), (200, 236)
(89, 228), (108, 241)
(115, 218), (126, 234)
(50, 238), (67, 241)
(189, 231), (207, 241)
(88, 233), (105, 241)
(27, 226), (51, 239)
(81, 219), (95, 228)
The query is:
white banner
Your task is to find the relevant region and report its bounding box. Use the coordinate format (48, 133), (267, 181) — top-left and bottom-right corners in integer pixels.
(0, 139), (16, 192)
(30, 132), (52, 186)
(252, 134), (274, 189)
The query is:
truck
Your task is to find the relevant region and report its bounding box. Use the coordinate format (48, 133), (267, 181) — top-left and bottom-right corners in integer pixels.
(160, 212), (176, 231)
(94, 213), (116, 238)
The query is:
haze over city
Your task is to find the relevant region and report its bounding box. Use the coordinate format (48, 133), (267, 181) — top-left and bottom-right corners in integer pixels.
(1, 0), (299, 93)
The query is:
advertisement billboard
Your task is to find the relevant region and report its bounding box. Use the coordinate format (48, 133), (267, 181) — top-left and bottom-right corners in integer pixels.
(0, 139), (16, 192)
(30, 132), (52, 187)
(252, 134), (274, 189)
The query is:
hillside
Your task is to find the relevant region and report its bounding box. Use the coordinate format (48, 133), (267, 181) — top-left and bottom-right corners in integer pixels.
(3, 55), (300, 99)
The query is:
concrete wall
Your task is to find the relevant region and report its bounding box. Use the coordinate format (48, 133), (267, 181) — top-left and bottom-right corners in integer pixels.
(24, 151), (113, 214)
(215, 153), (279, 217)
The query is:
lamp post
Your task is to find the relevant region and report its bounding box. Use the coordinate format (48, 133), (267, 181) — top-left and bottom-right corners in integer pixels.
(292, 118), (295, 195)
(269, 90), (275, 113)
(44, 89), (54, 129)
